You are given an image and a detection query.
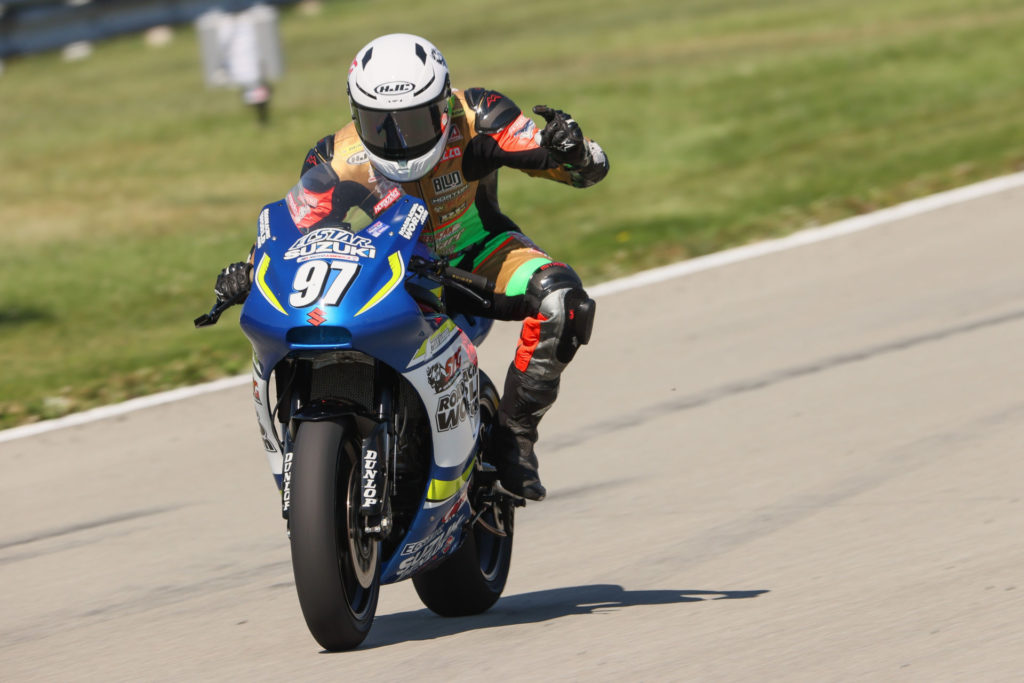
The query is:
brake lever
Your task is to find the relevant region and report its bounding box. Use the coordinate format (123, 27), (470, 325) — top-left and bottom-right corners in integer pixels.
(194, 297), (242, 328)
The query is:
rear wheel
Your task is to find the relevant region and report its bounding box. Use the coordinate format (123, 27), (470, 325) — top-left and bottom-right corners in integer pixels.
(289, 419), (379, 650)
(412, 375), (514, 616)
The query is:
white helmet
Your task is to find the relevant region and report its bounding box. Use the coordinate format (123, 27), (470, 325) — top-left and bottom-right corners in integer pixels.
(347, 34), (452, 182)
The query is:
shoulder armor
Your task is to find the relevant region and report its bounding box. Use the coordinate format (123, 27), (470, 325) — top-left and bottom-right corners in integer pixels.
(465, 87), (522, 134)
(300, 133), (336, 178)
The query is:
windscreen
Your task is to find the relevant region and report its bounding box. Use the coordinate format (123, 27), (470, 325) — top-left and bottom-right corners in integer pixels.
(286, 162), (388, 234)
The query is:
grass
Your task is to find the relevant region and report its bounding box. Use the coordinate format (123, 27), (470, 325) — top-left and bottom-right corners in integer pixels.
(2, 0), (1023, 428)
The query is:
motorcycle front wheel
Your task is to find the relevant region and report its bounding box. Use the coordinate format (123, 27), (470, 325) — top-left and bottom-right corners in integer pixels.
(289, 418), (379, 651)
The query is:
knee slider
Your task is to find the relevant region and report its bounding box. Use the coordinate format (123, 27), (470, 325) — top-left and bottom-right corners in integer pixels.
(528, 264), (596, 363)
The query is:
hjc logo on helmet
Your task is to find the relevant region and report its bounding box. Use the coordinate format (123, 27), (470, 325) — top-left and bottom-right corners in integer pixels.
(374, 81), (416, 95)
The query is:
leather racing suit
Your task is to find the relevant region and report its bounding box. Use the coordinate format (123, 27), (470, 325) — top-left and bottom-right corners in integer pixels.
(296, 87), (609, 499)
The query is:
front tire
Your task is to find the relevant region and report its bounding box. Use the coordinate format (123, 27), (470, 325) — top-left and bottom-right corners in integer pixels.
(412, 375), (513, 616)
(289, 419), (379, 651)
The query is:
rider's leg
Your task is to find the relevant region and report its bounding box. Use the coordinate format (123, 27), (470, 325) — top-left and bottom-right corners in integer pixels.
(466, 232), (596, 500)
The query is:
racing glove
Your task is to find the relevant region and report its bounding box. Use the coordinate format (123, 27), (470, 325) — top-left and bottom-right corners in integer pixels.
(533, 105), (592, 167)
(214, 261), (253, 303)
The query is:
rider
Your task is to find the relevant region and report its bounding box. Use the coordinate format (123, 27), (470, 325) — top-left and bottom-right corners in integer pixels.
(215, 33), (609, 501)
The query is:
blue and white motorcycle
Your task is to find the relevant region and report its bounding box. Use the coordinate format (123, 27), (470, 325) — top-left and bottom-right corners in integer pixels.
(196, 163), (520, 651)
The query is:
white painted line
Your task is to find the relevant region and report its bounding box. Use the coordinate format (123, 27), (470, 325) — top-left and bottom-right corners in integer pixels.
(0, 375), (250, 444)
(3, 170), (1024, 444)
(590, 170), (1024, 298)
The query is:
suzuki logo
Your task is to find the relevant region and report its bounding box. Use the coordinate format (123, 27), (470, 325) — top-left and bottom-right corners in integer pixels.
(307, 308), (326, 326)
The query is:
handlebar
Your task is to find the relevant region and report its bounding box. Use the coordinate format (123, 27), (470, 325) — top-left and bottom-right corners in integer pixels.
(443, 266), (493, 295)
(409, 256), (494, 310)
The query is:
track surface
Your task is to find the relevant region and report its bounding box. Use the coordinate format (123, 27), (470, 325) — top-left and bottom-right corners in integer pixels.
(3, 187), (1023, 680)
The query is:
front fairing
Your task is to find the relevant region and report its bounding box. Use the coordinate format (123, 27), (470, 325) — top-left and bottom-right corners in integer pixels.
(240, 195), (432, 374)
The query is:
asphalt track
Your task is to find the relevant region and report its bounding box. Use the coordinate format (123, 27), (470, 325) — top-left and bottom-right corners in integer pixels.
(2, 183), (1023, 681)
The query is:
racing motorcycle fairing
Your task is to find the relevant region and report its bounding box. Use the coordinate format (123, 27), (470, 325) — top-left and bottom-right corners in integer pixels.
(238, 170), (488, 582)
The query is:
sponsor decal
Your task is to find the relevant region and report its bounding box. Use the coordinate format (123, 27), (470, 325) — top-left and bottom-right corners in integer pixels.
(401, 522), (446, 556)
(427, 348), (462, 393)
(410, 319), (458, 365)
(431, 47), (446, 66)
(347, 150), (369, 165)
(497, 114), (543, 152)
(430, 187), (469, 206)
(439, 202), (467, 224)
(282, 451), (294, 513)
(252, 379), (262, 405)
(429, 321), (458, 354)
(307, 307), (326, 326)
(399, 204), (429, 240)
(374, 187), (402, 216)
(511, 117), (538, 142)
(366, 221), (388, 238)
(286, 184), (334, 231)
(430, 222), (466, 254)
(374, 81), (415, 95)
(362, 449), (379, 508)
(432, 170), (463, 193)
(435, 362), (478, 432)
(284, 228), (376, 262)
(441, 488), (469, 523)
(440, 145), (462, 162)
(436, 385), (470, 432)
(448, 126), (462, 142)
(256, 208), (272, 248)
(395, 509), (466, 579)
(485, 93), (501, 108)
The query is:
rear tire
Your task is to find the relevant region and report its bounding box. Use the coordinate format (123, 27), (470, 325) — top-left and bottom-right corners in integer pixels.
(412, 375), (513, 616)
(289, 419), (379, 651)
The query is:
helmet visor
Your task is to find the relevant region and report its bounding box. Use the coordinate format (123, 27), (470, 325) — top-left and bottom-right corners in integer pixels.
(353, 96), (449, 162)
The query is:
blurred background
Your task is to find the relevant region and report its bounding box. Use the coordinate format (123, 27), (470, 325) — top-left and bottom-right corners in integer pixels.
(1, 0), (1022, 428)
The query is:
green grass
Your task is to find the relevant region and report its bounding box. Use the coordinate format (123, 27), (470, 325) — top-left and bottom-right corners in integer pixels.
(2, 0), (1024, 427)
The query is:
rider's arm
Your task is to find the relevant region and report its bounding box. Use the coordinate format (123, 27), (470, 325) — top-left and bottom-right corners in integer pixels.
(461, 88), (609, 188)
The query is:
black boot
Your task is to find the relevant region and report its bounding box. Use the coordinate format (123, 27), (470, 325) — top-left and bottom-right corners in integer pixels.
(491, 365), (559, 501)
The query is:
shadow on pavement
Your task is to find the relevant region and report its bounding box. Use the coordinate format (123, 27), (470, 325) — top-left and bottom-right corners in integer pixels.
(354, 584), (769, 651)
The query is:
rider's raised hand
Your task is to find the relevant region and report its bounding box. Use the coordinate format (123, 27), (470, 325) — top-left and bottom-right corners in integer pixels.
(532, 105), (591, 167)
(215, 262), (253, 303)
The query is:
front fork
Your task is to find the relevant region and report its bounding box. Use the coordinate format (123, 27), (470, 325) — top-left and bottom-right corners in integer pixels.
(360, 362), (397, 538)
(359, 421), (391, 537)
(266, 356), (398, 535)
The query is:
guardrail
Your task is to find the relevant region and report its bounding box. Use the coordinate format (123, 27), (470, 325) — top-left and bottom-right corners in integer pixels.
(0, 0), (297, 59)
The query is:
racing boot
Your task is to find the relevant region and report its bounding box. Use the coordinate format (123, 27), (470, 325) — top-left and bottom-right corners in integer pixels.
(491, 365), (559, 501)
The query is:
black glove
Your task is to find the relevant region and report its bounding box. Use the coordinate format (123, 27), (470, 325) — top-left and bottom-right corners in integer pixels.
(214, 262), (252, 303)
(533, 105), (591, 167)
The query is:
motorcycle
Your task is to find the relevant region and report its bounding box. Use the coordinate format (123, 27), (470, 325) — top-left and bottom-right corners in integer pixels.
(196, 162), (522, 651)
